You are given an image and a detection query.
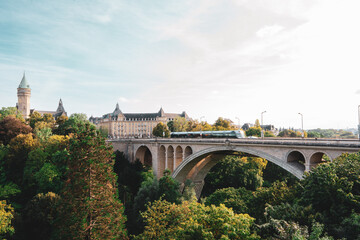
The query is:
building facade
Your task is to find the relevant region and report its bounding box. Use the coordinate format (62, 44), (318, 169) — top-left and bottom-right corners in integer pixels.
(89, 103), (190, 138)
(16, 73), (67, 119)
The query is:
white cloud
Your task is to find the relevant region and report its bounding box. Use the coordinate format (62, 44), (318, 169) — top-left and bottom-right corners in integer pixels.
(256, 25), (285, 38)
(2, 0), (360, 129)
(118, 97), (129, 103)
(94, 15), (112, 23)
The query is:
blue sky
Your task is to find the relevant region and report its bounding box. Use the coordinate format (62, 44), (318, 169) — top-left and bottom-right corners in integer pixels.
(1, 0), (360, 129)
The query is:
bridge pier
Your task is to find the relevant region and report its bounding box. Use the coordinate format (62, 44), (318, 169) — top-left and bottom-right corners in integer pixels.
(193, 180), (205, 199)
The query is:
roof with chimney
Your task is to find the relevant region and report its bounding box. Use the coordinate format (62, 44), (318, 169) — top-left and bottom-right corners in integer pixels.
(30, 99), (67, 118)
(95, 103), (189, 121)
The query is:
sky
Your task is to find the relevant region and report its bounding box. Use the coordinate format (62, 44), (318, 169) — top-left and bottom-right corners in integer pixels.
(0, 0), (359, 130)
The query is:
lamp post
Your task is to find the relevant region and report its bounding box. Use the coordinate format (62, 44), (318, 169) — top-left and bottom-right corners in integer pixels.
(358, 105), (360, 140)
(298, 113), (304, 138)
(261, 111), (266, 138)
(235, 117), (240, 130)
(200, 116), (205, 137)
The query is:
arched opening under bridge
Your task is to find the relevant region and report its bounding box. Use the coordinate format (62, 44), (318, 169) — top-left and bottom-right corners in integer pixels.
(135, 146), (152, 167)
(309, 151), (331, 170)
(158, 145), (166, 177)
(184, 146), (193, 159)
(286, 150), (306, 172)
(172, 146), (305, 198)
(175, 146), (183, 169)
(167, 146), (174, 172)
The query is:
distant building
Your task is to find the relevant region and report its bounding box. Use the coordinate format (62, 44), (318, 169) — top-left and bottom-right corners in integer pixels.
(89, 103), (190, 138)
(16, 73), (67, 119)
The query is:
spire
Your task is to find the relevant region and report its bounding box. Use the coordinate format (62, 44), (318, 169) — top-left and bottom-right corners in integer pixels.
(113, 103), (122, 115)
(56, 98), (65, 113)
(159, 107), (165, 117)
(18, 72), (30, 89)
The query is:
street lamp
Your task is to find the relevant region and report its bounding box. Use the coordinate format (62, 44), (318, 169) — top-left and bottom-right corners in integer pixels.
(358, 105), (360, 140)
(261, 111), (266, 138)
(235, 117), (241, 130)
(298, 113), (304, 138)
(261, 111), (267, 126)
(200, 116), (205, 137)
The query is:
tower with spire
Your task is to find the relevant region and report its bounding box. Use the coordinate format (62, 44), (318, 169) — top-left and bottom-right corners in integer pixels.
(17, 72), (31, 119)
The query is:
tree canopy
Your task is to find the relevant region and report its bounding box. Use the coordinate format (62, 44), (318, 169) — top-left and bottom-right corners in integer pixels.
(0, 116), (32, 145)
(136, 199), (259, 240)
(152, 122), (170, 137)
(56, 123), (127, 239)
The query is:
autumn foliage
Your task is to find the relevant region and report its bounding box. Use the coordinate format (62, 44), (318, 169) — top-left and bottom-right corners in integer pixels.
(57, 123), (128, 239)
(0, 116), (32, 145)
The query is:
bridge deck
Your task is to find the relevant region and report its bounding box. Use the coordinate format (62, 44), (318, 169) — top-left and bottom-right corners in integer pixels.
(109, 137), (360, 149)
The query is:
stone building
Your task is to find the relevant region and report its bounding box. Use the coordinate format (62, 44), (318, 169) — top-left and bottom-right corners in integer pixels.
(16, 73), (67, 119)
(89, 103), (190, 138)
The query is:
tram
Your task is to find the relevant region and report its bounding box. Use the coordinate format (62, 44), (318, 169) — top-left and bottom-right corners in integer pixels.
(170, 130), (246, 139)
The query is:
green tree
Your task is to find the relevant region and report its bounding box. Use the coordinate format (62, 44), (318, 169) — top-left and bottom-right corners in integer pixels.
(35, 127), (53, 143)
(98, 126), (108, 138)
(205, 187), (253, 214)
(152, 122), (170, 137)
(136, 199), (259, 240)
(42, 113), (55, 125)
(307, 131), (323, 138)
(23, 192), (60, 240)
(158, 169), (181, 204)
(130, 170), (159, 234)
(171, 117), (187, 132)
(213, 117), (235, 130)
(262, 161), (299, 187)
(250, 181), (296, 223)
(131, 169), (183, 235)
(69, 113), (88, 122)
(180, 179), (196, 202)
(23, 147), (49, 192)
(246, 127), (262, 137)
(185, 119), (201, 131)
(264, 131), (275, 137)
(0, 200), (15, 238)
(29, 111), (43, 129)
(34, 163), (61, 193)
(0, 107), (24, 121)
(277, 129), (304, 137)
(113, 151), (145, 205)
(202, 155), (267, 196)
(53, 115), (87, 136)
(55, 115), (68, 126)
(6, 133), (38, 185)
(337, 212), (360, 239)
(0, 146), (21, 201)
(298, 152), (360, 239)
(56, 123), (127, 239)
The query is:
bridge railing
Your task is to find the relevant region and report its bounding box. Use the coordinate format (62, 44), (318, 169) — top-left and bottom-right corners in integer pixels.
(108, 137), (360, 148)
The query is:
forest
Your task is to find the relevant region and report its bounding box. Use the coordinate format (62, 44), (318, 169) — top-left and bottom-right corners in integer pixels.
(0, 107), (359, 240)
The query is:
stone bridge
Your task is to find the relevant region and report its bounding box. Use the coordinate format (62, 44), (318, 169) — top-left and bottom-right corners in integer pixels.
(110, 138), (360, 197)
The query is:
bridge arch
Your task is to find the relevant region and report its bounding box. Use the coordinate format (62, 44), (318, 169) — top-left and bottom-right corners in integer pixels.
(286, 150), (306, 172)
(167, 145), (174, 172)
(158, 145), (166, 177)
(175, 146), (183, 168)
(172, 146), (305, 197)
(184, 146), (193, 159)
(135, 145), (152, 167)
(309, 151), (333, 168)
